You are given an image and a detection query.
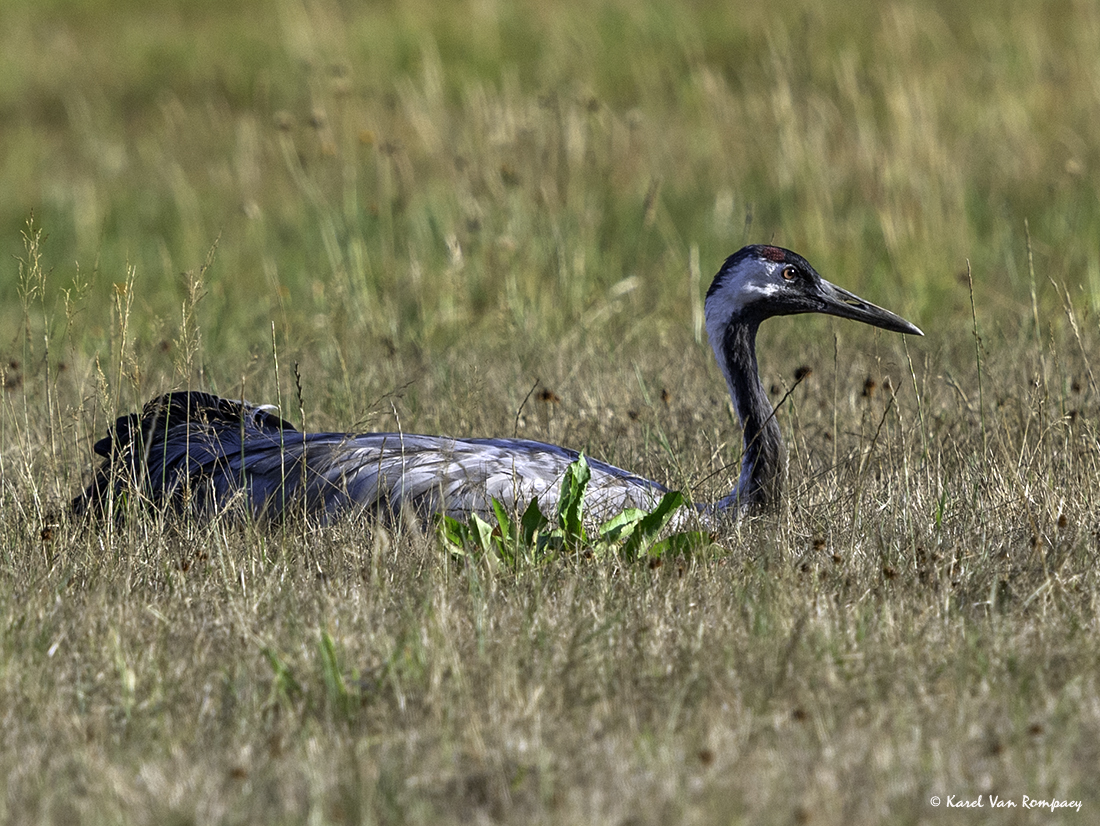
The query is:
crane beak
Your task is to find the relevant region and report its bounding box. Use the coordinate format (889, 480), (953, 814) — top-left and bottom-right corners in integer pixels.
(815, 280), (924, 336)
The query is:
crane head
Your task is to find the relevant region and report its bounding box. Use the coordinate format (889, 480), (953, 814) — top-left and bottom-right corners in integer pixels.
(705, 245), (924, 337)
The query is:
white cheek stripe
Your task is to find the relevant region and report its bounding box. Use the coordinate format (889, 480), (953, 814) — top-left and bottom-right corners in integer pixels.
(705, 282), (777, 332)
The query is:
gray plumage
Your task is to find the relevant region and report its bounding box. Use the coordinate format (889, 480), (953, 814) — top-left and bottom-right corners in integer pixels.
(74, 245), (922, 526)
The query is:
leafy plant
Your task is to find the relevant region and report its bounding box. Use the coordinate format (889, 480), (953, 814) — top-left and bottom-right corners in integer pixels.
(439, 455), (712, 565)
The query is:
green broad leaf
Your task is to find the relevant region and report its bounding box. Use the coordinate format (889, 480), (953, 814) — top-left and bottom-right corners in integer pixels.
(491, 497), (515, 540)
(520, 497), (549, 546)
(558, 454), (590, 547)
(439, 514), (471, 555)
(622, 490), (685, 561)
(597, 508), (647, 543)
(536, 532), (566, 558)
(487, 499), (518, 564)
(470, 512), (496, 554)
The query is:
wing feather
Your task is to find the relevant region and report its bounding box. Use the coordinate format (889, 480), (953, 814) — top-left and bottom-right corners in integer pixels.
(74, 391), (683, 525)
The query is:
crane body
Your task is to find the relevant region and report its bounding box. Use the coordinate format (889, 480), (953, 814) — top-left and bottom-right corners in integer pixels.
(74, 245), (922, 525)
(77, 390), (673, 524)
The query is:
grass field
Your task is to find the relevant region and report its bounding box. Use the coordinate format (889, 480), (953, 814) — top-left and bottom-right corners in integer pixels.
(2, 0), (1100, 822)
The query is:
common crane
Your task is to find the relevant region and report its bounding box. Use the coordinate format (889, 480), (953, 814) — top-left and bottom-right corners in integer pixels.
(74, 245), (922, 526)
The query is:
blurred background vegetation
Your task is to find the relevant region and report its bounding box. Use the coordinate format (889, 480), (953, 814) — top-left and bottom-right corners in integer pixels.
(3, 0), (1097, 388)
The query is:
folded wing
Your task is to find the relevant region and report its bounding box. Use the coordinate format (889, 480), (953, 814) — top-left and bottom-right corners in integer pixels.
(74, 391), (672, 523)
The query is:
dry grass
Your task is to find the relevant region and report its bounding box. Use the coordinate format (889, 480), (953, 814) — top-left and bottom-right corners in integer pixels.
(2, 0), (1100, 823)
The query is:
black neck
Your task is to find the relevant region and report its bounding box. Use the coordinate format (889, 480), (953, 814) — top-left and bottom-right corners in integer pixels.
(717, 319), (785, 512)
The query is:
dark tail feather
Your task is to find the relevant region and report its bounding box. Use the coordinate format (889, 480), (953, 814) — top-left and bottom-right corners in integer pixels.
(71, 391), (295, 518)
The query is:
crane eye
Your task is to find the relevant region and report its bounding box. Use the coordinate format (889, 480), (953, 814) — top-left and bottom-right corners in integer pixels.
(781, 266), (797, 281)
